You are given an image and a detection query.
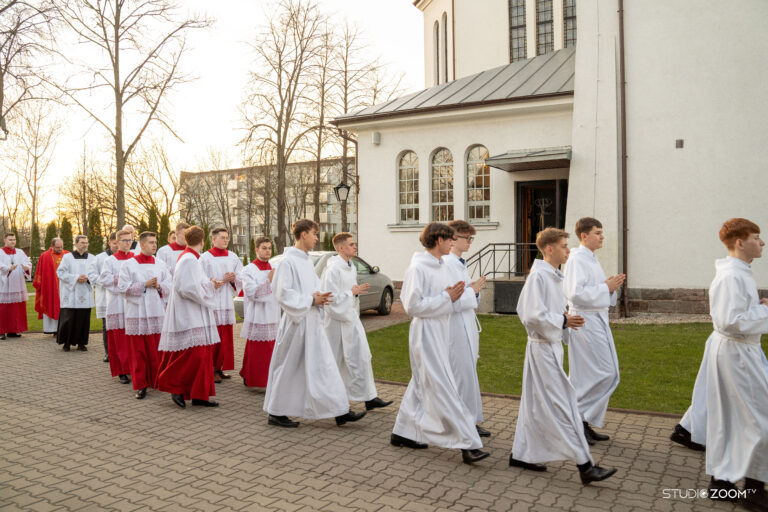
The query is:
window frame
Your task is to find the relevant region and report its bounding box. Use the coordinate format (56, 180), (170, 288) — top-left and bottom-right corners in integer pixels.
(465, 145), (491, 223)
(397, 150), (420, 225)
(563, 0), (576, 48)
(509, 0), (527, 62)
(536, 0), (554, 56)
(430, 147), (454, 222)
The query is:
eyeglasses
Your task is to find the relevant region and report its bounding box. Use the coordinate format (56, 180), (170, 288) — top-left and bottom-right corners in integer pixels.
(456, 235), (475, 242)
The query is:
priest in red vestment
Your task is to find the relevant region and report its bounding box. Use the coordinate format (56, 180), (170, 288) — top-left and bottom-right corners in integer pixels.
(34, 238), (68, 335)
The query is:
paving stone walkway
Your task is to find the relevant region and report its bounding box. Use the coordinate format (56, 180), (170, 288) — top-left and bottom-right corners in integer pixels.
(0, 330), (741, 512)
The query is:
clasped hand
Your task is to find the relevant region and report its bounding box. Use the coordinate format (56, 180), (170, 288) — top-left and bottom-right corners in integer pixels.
(445, 281), (465, 302)
(351, 283), (370, 295)
(605, 274), (626, 293)
(313, 291), (333, 306)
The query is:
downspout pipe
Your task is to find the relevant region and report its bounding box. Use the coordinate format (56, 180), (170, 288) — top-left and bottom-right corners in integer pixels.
(618, 0), (630, 317)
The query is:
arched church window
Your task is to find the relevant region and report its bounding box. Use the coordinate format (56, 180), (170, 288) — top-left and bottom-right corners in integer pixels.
(466, 145), (490, 222)
(398, 151), (419, 224)
(431, 148), (454, 222)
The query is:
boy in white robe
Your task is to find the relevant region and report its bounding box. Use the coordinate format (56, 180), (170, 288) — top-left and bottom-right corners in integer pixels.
(56, 235), (95, 351)
(157, 226), (221, 408)
(89, 233), (118, 362)
(703, 218), (768, 510)
(391, 222), (489, 465)
(200, 227), (242, 383)
(510, 227), (617, 485)
(562, 217), (625, 443)
(263, 219), (365, 428)
(320, 233), (392, 411)
(98, 229), (135, 384)
(118, 232), (171, 400)
(156, 222), (188, 276)
(445, 220), (488, 436)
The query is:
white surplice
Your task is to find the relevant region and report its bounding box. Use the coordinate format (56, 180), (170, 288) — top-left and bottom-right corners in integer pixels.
(98, 252), (134, 330)
(118, 258), (171, 335)
(158, 251), (220, 352)
(392, 252), (482, 450)
(705, 257), (768, 483)
(443, 252), (483, 424)
(562, 245), (620, 428)
(87, 251), (110, 319)
(156, 244), (186, 276)
(512, 259), (593, 465)
(57, 252), (95, 309)
(679, 337), (714, 445)
(240, 263), (279, 341)
(199, 250), (242, 326)
(262, 247), (349, 419)
(320, 255), (377, 402)
(0, 248), (30, 304)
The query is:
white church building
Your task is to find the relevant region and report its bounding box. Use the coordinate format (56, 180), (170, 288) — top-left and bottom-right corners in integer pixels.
(333, 0), (768, 314)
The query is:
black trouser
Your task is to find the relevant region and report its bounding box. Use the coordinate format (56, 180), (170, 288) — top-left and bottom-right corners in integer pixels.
(102, 319), (108, 355)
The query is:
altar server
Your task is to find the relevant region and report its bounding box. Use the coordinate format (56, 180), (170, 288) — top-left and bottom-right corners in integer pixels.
(263, 219), (365, 428)
(118, 231), (171, 399)
(704, 218), (768, 510)
(562, 217), (624, 443)
(156, 225), (221, 408)
(156, 222), (188, 276)
(510, 227), (617, 485)
(391, 222), (489, 464)
(0, 233), (31, 339)
(90, 233), (118, 361)
(320, 232), (392, 411)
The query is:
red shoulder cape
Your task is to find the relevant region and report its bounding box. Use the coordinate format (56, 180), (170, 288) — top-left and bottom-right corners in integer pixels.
(33, 248), (68, 320)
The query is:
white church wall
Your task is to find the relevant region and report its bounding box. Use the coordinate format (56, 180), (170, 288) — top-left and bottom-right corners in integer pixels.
(453, 0), (509, 79)
(347, 102), (572, 280)
(624, 0), (768, 288)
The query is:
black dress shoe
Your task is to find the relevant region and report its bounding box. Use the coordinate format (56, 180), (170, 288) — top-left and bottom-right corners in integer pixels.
(119, 374), (131, 384)
(461, 449), (490, 464)
(268, 415), (299, 428)
(7, 333), (20, 338)
(191, 399), (219, 407)
(135, 388), (147, 399)
(390, 433), (427, 449)
(580, 465), (617, 485)
(365, 397), (393, 410)
(740, 487), (768, 511)
(670, 424), (705, 451)
(509, 454), (546, 471)
(708, 478), (738, 502)
(103, 354), (109, 362)
(335, 410), (366, 426)
(62, 345), (70, 352)
(476, 425), (491, 437)
(78, 345), (87, 351)
(584, 422), (609, 441)
(171, 394), (186, 408)
(0, 334), (5, 340)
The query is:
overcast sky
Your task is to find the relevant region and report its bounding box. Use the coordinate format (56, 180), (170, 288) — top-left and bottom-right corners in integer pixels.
(40, 0), (424, 221)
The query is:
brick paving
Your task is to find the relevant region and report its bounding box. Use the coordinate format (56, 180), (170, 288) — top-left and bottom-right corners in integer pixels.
(1, 330), (742, 512)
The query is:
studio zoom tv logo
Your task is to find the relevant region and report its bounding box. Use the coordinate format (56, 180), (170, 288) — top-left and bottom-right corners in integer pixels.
(662, 488), (754, 499)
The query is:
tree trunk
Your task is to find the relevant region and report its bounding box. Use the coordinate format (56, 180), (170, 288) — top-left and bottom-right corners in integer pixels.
(113, 5), (125, 228)
(277, 152), (286, 252)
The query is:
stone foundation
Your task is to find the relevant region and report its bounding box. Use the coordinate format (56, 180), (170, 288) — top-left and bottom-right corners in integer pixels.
(628, 287), (768, 314)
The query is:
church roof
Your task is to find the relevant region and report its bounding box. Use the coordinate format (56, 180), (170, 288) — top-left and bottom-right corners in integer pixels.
(334, 47), (574, 126)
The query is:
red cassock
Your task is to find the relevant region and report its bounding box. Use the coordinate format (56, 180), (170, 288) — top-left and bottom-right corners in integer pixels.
(240, 258), (276, 388)
(157, 345), (215, 400)
(213, 325), (235, 372)
(0, 247), (30, 334)
(128, 333), (161, 391)
(33, 248), (68, 320)
(108, 329), (132, 376)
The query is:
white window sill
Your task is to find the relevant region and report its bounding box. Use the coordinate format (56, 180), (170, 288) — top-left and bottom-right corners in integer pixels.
(470, 221), (500, 230)
(387, 223), (426, 231)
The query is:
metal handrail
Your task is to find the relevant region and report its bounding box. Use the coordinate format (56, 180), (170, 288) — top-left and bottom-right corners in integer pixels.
(465, 242), (538, 280)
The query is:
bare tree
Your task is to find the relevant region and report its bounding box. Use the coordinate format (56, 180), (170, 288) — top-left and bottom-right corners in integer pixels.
(7, 99), (60, 229)
(241, 0), (323, 251)
(0, 0), (53, 139)
(50, 0), (210, 227)
(59, 145), (105, 234)
(125, 139), (181, 222)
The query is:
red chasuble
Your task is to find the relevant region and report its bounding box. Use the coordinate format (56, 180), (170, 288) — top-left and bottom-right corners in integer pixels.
(33, 248), (69, 320)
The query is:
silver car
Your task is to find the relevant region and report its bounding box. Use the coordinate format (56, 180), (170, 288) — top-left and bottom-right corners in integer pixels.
(234, 251), (395, 318)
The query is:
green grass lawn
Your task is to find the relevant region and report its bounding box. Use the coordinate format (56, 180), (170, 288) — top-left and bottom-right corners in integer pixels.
(367, 315), (768, 415)
(25, 299), (101, 332)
